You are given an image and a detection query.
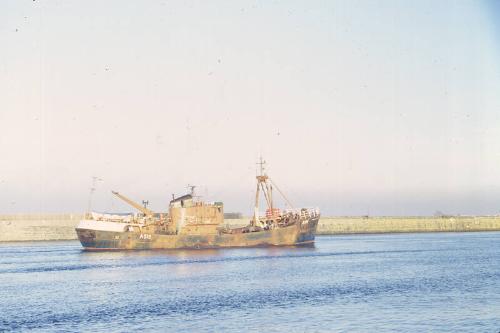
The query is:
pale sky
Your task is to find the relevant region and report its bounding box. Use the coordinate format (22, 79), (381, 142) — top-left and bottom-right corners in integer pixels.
(1, 0), (500, 216)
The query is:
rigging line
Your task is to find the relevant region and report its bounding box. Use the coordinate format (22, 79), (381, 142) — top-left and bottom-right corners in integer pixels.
(260, 182), (272, 209)
(269, 178), (294, 208)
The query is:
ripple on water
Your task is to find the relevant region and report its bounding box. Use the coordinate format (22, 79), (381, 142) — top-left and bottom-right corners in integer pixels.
(0, 233), (499, 332)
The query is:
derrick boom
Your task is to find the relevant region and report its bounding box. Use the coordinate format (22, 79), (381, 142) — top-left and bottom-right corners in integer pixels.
(111, 191), (154, 216)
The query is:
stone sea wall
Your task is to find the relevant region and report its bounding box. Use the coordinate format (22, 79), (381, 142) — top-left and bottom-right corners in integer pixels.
(1, 214), (500, 242)
(0, 214), (83, 242)
(315, 216), (500, 235)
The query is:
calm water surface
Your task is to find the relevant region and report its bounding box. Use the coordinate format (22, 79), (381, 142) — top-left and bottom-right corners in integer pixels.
(1, 232), (499, 332)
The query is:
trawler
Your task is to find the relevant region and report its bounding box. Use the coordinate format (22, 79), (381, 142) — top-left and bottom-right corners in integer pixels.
(76, 161), (320, 250)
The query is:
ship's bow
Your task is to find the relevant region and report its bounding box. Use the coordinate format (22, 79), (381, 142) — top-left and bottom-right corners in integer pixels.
(295, 215), (319, 244)
(75, 219), (128, 250)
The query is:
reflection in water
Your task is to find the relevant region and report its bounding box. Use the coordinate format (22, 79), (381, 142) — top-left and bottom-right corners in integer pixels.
(79, 247), (225, 260)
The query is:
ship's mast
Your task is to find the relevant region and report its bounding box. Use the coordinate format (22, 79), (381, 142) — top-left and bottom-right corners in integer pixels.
(252, 158), (296, 227)
(253, 157), (274, 226)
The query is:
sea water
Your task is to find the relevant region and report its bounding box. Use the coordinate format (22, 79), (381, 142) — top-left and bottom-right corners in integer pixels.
(1, 232), (499, 332)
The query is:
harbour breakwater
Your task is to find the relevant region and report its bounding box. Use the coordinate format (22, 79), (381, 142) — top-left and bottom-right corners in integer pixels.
(1, 214), (500, 242)
(0, 214), (82, 242)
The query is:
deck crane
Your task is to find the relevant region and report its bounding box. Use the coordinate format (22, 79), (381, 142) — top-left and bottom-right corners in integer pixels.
(111, 191), (155, 217)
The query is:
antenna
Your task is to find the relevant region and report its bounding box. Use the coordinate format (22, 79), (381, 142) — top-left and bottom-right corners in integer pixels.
(87, 176), (103, 213)
(142, 200), (149, 209)
(187, 184), (196, 196)
(256, 156), (266, 176)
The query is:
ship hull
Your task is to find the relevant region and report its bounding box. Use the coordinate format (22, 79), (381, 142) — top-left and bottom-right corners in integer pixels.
(76, 218), (319, 250)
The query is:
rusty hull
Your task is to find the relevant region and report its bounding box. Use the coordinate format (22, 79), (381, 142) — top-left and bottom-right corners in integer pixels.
(76, 217), (319, 250)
